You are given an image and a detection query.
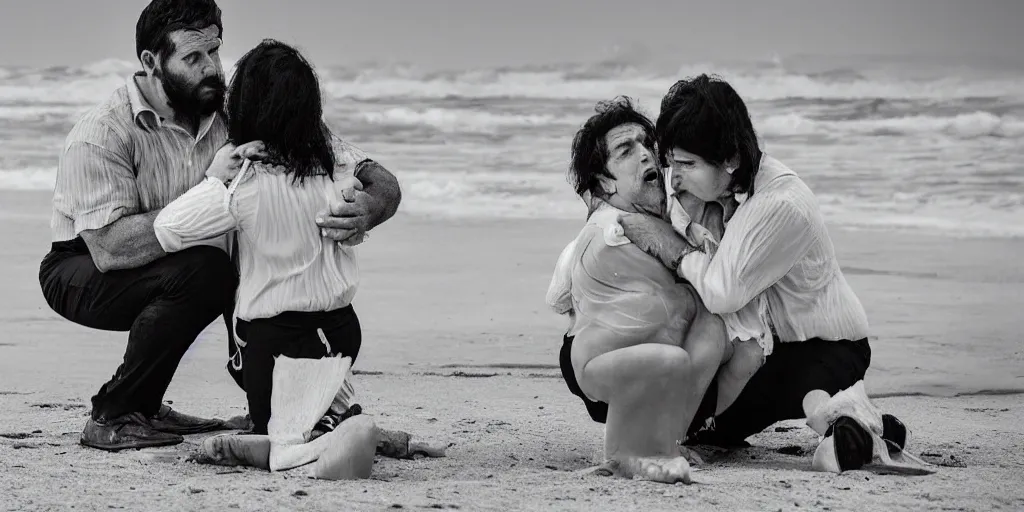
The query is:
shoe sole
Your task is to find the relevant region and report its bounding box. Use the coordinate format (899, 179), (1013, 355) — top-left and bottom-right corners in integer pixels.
(151, 421), (227, 436)
(80, 435), (183, 452)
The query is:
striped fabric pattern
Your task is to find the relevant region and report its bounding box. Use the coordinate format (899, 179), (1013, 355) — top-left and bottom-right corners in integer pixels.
(678, 155), (872, 343)
(153, 142), (369, 322)
(51, 74), (228, 247)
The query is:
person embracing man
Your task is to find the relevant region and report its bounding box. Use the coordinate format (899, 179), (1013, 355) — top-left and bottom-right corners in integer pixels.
(38, 0), (401, 452)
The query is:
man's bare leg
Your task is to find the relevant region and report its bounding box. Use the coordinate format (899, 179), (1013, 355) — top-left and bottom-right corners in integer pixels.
(580, 344), (697, 484)
(714, 338), (765, 415)
(679, 306), (728, 430)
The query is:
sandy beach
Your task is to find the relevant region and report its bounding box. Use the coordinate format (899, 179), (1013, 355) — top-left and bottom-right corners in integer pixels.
(1, 190), (1022, 511)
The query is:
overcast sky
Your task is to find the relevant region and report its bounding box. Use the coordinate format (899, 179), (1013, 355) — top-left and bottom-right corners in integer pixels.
(0, 0), (1021, 68)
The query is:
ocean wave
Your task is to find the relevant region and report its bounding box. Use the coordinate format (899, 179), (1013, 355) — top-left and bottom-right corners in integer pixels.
(815, 193), (1024, 238)
(0, 168), (56, 190)
(0, 104), (86, 122)
(357, 107), (568, 133)
(760, 111), (1024, 139)
(7, 166), (1020, 238)
(2, 59), (1021, 111)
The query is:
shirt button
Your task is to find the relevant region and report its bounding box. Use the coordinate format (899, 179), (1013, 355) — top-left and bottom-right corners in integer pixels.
(188, 161), (193, 166)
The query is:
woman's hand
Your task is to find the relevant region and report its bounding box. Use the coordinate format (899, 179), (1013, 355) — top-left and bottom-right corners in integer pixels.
(618, 213), (698, 270)
(205, 141), (266, 183)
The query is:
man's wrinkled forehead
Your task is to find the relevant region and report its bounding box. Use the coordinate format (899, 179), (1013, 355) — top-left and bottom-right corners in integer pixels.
(605, 123), (647, 149)
(167, 25), (221, 56)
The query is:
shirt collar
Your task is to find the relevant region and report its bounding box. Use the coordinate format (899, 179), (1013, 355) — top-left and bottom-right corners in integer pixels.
(126, 73), (164, 130)
(126, 73), (219, 137)
(750, 152), (797, 195)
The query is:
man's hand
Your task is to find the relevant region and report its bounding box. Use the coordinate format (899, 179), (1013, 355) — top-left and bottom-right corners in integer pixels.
(316, 159), (401, 245)
(618, 213), (697, 270)
(317, 187), (372, 245)
(318, 177), (368, 246)
(206, 141), (266, 183)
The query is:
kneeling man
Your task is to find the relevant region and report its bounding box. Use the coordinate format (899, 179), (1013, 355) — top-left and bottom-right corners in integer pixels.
(547, 97), (729, 483)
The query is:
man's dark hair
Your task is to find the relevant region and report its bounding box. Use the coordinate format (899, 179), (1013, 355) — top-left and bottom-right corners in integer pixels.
(136, 0), (223, 61)
(226, 39), (336, 183)
(569, 96), (656, 197)
(657, 74), (762, 195)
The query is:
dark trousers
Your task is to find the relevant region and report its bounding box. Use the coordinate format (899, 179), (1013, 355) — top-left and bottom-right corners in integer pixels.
(38, 238), (237, 421)
(235, 306), (361, 435)
(687, 337), (872, 443)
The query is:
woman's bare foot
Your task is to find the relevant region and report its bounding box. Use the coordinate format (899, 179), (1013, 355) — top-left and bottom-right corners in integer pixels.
(409, 439), (447, 458)
(592, 455), (692, 484)
(201, 433), (272, 470)
(304, 416), (379, 480)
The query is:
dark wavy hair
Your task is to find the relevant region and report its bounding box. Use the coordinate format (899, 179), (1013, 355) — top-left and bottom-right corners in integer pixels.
(136, 0), (223, 60)
(569, 96), (656, 197)
(226, 39), (336, 182)
(657, 74), (762, 195)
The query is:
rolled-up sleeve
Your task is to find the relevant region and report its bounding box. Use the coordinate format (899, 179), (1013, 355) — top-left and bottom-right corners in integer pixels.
(331, 136), (371, 178)
(54, 123), (139, 236)
(678, 197), (816, 315)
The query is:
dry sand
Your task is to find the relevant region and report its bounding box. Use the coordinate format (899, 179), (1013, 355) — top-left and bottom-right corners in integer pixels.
(1, 190), (1022, 511)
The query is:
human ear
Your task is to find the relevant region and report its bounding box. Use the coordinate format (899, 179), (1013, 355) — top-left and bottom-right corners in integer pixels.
(597, 173), (617, 195)
(140, 50), (159, 76)
(724, 153), (741, 174)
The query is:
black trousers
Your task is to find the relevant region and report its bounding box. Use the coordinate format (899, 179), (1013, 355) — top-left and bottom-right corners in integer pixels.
(38, 238), (237, 421)
(235, 306), (361, 435)
(693, 337), (871, 443)
(561, 333), (871, 443)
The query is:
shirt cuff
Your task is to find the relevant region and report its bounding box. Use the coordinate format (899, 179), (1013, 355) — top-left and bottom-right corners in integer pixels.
(677, 250), (711, 283)
(154, 178), (235, 252)
(72, 204), (134, 236)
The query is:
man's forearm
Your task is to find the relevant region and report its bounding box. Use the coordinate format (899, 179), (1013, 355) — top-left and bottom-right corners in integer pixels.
(357, 161), (402, 229)
(80, 210), (166, 272)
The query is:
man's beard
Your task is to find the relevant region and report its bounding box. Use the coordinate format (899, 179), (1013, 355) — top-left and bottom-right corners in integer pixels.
(158, 69), (225, 119)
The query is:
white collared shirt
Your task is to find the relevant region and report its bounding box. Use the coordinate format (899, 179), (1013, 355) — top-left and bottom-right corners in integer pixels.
(678, 155), (871, 343)
(152, 140), (369, 321)
(51, 74), (227, 250)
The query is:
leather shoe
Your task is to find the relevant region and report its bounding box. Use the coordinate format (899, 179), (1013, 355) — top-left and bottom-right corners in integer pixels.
(80, 412), (183, 452)
(881, 413), (908, 454)
(148, 404), (224, 435)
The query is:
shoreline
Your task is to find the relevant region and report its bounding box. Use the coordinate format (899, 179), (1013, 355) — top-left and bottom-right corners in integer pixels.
(5, 190), (1022, 397)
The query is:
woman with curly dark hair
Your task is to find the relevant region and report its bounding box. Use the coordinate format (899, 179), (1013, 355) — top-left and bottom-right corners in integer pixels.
(151, 39), (380, 479)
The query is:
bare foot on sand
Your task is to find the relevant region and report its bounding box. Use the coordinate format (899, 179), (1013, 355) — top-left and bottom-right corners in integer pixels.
(377, 428), (447, 459)
(408, 439), (447, 458)
(304, 416), (379, 480)
(200, 433), (271, 470)
(589, 455), (692, 484)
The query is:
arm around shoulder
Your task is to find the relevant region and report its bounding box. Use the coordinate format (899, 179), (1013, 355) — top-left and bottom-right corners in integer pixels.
(679, 196), (816, 314)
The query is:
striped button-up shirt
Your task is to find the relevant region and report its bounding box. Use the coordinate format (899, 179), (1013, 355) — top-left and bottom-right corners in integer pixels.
(152, 141), (369, 321)
(51, 74), (228, 246)
(678, 155), (871, 343)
